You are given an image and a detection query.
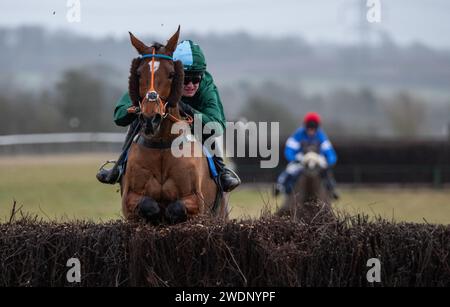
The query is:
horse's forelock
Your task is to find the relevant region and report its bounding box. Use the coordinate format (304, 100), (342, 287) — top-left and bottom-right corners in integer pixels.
(151, 42), (164, 51)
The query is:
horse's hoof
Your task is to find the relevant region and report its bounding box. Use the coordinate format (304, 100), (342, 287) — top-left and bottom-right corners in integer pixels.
(165, 201), (187, 224)
(138, 197), (161, 224)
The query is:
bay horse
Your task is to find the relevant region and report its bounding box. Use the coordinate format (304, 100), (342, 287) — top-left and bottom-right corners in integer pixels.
(120, 27), (228, 224)
(277, 145), (334, 222)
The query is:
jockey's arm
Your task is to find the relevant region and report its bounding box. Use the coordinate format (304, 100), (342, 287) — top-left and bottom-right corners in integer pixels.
(320, 139), (337, 167)
(114, 92), (137, 127)
(183, 81), (226, 136)
(193, 96), (225, 136)
(284, 128), (303, 162)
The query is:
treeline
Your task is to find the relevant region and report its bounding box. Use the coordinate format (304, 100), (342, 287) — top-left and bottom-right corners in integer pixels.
(1, 26), (449, 137)
(236, 82), (450, 139)
(1, 66), (448, 138)
(0, 67), (123, 134)
(3, 26), (450, 91)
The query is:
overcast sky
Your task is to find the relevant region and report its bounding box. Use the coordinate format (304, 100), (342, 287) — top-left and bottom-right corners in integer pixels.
(1, 0), (450, 49)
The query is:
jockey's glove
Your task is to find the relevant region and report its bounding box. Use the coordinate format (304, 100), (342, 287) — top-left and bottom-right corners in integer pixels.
(317, 155), (328, 169)
(178, 101), (195, 117)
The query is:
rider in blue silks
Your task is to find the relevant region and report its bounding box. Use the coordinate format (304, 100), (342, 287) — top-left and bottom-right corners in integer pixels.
(274, 112), (339, 199)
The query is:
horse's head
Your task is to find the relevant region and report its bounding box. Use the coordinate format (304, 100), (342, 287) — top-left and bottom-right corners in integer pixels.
(128, 27), (184, 136)
(301, 151), (326, 176)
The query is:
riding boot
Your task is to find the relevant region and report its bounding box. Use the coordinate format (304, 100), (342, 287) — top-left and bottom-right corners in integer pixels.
(274, 171), (293, 196)
(275, 170), (300, 196)
(274, 171), (288, 196)
(96, 164), (121, 184)
(96, 120), (140, 184)
(274, 161), (303, 196)
(213, 156), (241, 192)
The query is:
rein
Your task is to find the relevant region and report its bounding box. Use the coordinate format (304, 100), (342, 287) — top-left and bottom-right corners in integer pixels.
(127, 48), (193, 125)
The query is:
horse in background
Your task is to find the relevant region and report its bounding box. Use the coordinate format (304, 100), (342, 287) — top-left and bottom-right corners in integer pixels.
(277, 145), (334, 222)
(120, 27), (228, 224)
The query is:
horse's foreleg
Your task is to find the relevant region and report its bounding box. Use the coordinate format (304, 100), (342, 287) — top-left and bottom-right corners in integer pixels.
(123, 191), (162, 223)
(163, 195), (200, 224)
(165, 200), (187, 224)
(122, 189), (140, 220)
(138, 196), (162, 224)
(179, 194), (202, 217)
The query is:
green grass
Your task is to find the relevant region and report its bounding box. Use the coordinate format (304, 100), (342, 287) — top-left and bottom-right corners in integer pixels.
(0, 155), (122, 222)
(230, 187), (450, 224)
(1, 154), (449, 224)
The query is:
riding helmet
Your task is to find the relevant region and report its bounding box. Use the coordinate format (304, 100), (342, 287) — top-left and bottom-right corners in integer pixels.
(304, 112), (321, 128)
(173, 40), (207, 73)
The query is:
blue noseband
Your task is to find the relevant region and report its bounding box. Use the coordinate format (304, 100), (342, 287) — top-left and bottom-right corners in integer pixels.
(140, 54), (173, 61)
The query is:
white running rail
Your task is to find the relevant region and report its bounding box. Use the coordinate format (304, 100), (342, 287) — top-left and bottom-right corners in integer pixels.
(0, 133), (125, 146)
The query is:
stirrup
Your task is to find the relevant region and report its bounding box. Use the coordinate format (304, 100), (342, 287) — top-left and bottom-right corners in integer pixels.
(226, 167), (241, 183)
(96, 160), (120, 184)
(220, 167), (241, 192)
(98, 160), (117, 172)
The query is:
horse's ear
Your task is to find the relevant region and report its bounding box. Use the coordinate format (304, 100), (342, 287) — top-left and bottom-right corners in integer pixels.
(129, 32), (148, 55)
(165, 26), (180, 54)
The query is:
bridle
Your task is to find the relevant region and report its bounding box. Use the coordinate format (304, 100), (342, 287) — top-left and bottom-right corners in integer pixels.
(127, 47), (193, 125)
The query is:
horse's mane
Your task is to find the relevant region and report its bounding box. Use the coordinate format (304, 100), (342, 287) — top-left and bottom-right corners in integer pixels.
(128, 42), (184, 107)
(167, 60), (184, 107)
(128, 57), (141, 107)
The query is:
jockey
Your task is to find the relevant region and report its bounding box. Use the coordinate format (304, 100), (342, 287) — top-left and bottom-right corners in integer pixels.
(97, 40), (241, 192)
(274, 112), (339, 199)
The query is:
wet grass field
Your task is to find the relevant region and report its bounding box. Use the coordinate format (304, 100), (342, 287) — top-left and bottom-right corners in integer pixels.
(1, 154), (449, 224)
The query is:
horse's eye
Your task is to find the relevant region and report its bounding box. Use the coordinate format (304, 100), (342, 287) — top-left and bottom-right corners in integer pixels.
(168, 72), (175, 79)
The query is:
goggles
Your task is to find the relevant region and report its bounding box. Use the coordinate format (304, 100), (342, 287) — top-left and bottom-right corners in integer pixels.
(184, 74), (203, 85)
